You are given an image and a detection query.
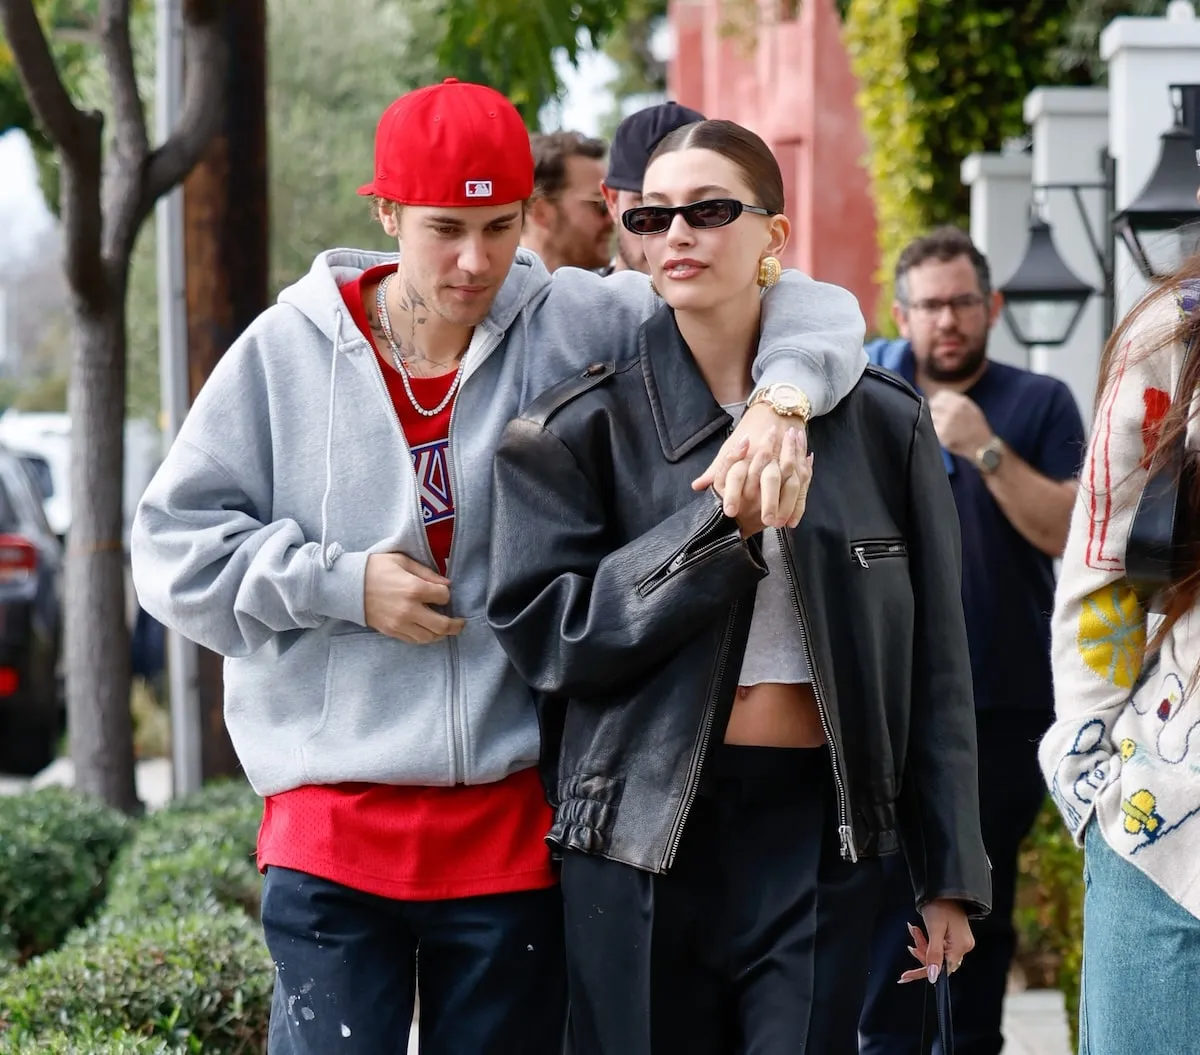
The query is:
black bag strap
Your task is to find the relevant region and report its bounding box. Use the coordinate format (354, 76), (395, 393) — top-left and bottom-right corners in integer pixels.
(1126, 327), (1198, 593)
(920, 963), (954, 1055)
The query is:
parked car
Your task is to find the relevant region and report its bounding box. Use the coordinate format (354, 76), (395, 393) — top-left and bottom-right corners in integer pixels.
(0, 444), (63, 775)
(0, 410), (163, 545)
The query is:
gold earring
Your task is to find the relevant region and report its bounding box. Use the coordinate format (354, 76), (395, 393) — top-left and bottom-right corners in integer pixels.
(757, 256), (781, 288)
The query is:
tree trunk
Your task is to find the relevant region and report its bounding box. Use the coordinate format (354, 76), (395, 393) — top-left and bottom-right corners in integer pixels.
(67, 295), (138, 814)
(183, 0), (269, 781)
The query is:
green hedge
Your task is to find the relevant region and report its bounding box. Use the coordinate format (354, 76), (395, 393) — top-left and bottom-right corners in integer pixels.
(844, 0), (1087, 330)
(1015, 796), (1085, 1047)
(0, 1025), (183, 1053)
(0, 788), (132, 958)
(0, 909), (272, 1054)
(0, 923), (16, 977)
(97, 782), (262, 926)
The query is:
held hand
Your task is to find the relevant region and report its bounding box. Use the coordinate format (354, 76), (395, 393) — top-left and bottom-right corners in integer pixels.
(927, 390), (991, 460)
(730, 426), (813, 536)
(692, 404), (813, 529)
(898, 901), (975, 984)
(363, 553), (466, 645)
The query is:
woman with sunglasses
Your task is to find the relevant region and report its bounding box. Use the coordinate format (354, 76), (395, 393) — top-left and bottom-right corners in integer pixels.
(486, 119), (990, 1055)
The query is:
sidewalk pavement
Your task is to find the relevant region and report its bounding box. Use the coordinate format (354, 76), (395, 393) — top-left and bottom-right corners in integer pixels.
(1001, 989), (1073, 1055)
(2, 760), (1074, 1055)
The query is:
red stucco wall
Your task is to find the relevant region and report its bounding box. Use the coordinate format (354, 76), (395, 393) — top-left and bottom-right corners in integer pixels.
(667, 0), (879, 323)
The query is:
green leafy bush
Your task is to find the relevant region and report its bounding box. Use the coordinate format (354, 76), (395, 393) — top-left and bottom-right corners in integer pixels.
(1015, 796), (1084, 1047)
(844, 0), (1087, 330)
(152, 778), (258, 818)
(0, 788), (132, 958)
(98, 782), (262, 925)
(0, 909), (273, 1055)
(0, 1025), (182, 1053)
(0, 923), (16, 977)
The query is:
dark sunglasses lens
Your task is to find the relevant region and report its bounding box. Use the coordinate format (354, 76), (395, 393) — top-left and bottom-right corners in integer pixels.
(685, 200), (737, 228)
(625, 207), (670, 235)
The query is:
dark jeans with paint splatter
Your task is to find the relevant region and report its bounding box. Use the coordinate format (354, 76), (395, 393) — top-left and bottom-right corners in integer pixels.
(262, 866), (567, 1054)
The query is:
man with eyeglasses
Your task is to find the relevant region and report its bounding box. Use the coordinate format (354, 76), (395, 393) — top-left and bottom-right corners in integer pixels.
(858, 226), (1085, 1055)
(522, 131), (614, 273)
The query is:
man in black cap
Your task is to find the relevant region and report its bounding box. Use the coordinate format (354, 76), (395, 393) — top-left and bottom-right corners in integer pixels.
(599, 100), (706, 275)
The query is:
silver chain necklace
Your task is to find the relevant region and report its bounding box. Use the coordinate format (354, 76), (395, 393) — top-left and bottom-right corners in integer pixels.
(375, 273), (464, 418)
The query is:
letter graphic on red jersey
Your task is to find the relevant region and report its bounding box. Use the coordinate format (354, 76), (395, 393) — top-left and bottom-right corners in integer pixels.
(411, 439), (454, 524)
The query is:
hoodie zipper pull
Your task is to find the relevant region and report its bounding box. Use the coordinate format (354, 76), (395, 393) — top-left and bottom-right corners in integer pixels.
(853, 546), (869, 569)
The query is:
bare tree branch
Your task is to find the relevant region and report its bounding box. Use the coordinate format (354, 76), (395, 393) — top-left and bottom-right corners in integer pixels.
(0, 0), (87, 162)
(99, 0), (150, 165)
(104, 1), (228, 267)
(60, 114), (109, 311)
(144, 7), (228, 200)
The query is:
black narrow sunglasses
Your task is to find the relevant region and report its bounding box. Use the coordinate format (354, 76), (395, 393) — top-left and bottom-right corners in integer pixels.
(622, 198), (772, 236)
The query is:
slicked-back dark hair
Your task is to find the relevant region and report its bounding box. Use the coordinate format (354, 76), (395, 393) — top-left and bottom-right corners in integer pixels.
(648, 119), (785, 214)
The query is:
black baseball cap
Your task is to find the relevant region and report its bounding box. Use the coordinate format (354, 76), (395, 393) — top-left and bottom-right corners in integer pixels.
(605, 101), (707, 193)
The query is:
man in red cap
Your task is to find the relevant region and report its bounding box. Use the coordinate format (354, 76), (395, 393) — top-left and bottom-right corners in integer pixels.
(132, 78), (867, 1053)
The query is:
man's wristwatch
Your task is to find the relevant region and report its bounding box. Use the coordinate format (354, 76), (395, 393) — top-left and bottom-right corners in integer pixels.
(747, 382), (812, 424)
(974, 436), (1005, 475)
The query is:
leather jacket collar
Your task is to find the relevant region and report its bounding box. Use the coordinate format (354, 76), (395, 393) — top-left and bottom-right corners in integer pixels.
(640, 309), (732, 463)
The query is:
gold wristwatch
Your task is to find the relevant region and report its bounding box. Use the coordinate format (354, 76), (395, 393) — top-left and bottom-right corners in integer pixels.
(747, 383), (812, 424)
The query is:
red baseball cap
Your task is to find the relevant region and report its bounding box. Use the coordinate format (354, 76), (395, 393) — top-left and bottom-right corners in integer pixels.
(358, 78), (534, 207)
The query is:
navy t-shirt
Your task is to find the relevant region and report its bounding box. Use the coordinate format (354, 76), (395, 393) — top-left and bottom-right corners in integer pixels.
(868, 342), (1086, 715)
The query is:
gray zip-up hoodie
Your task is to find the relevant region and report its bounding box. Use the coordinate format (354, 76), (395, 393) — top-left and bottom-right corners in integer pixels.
(131, 247), (866, 796)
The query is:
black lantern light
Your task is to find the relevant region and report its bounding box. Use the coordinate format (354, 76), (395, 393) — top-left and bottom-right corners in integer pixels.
(1113, 88), (1200, 280)
(999, 214), (1096, 347)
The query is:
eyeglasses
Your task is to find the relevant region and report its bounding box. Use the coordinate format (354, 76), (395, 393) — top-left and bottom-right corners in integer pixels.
(903, 294), (987, 317)
(622, 198), (772, 236)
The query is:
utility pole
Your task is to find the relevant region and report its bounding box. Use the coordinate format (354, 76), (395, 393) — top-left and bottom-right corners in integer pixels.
(181, 0), (269, 780)
(155, 0), (202, 798)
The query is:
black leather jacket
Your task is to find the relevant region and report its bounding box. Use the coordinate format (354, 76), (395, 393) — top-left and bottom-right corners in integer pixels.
(487, 308), (991, 916)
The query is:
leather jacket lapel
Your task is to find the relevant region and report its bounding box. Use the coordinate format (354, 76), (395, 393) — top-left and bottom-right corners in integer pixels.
(639, 307), (730, 463)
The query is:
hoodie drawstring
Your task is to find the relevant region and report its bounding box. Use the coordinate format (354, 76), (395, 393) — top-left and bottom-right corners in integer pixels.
(319, 309), (345, 571)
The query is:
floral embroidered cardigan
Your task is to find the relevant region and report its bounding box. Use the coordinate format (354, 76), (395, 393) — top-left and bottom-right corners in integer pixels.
(1040, 282), (1200, 918)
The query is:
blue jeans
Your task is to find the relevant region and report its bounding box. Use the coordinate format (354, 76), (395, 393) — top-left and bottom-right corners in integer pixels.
(261, 866), (567, 1055)
(1080, 823), (1200, 1054)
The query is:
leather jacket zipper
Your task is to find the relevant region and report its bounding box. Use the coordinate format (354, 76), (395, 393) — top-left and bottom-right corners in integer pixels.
(779, 529), (858, 862)
(851, 539), (907, 569)
(639, 506), (740, 596)
(662, 600), (739, 871)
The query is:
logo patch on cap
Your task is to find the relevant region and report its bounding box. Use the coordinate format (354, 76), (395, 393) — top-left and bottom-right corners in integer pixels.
(465, 180), (493, 198)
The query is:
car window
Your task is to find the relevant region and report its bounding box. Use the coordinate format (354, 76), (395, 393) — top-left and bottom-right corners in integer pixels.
(0, 473), (18, 535)
(5, 458), (53, 538)
(19, 454), (54, 500)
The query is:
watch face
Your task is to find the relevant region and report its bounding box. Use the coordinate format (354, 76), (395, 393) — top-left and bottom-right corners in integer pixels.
(979, 448), (1001, 472)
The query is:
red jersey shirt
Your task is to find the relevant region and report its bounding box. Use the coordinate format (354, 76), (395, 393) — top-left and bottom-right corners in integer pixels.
(256, 264), (555, 900)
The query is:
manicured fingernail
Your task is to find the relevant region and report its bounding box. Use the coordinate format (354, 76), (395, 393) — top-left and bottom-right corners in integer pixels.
(928, 964), (940, 984)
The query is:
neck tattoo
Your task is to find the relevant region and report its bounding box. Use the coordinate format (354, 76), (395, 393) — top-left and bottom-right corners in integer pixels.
(375, 272), (464, 418)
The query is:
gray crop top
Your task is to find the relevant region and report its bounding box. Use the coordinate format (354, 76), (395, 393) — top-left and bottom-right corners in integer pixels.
(720, 402), (813, 687)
